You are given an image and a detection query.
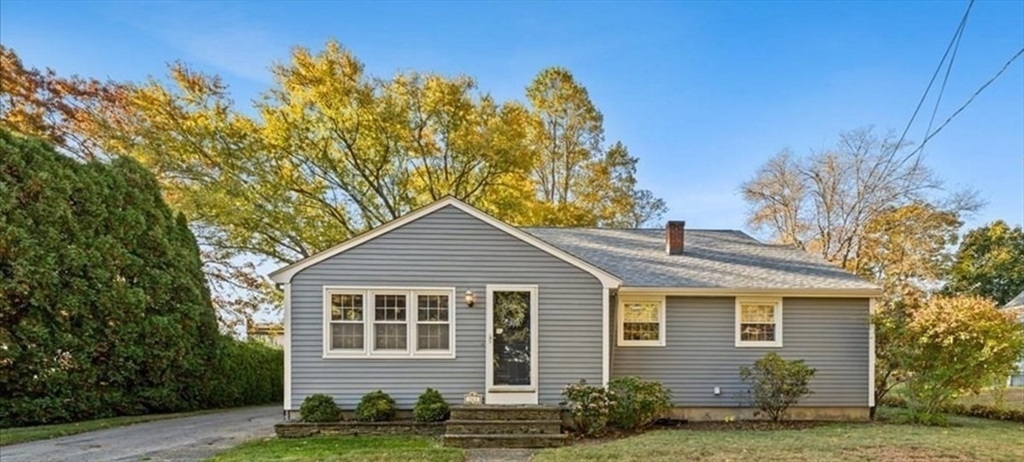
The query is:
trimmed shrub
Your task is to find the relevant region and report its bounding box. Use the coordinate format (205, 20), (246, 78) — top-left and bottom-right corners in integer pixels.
(740, 353), (816, 422)
(204, 339), (284, 409)
(413, 388), (450, 423)
(299, 394), (340, 423)
(561, 380), (613, 436)
(354, 390), (397, 422)
(607, 376), (672, 430)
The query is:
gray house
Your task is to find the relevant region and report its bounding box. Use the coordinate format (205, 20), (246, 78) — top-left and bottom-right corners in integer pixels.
(270, 197), (881, 421)
(1004, 291), (1024, 387)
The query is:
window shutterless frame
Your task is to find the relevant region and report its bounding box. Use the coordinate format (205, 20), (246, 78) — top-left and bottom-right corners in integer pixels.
(324, 290), (367, 354)
(735, 297), (783, 348)
(322, 286), (456, 359)
(412, 290), (456, 358)
(369, 290), (411, 356)
(617, 296), (666, 347)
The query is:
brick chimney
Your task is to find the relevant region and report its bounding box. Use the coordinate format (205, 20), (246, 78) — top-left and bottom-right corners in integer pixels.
(666, 221), (685, 255)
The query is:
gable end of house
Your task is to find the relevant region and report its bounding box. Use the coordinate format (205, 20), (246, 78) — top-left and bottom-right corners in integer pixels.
(268, 197), (622, 288)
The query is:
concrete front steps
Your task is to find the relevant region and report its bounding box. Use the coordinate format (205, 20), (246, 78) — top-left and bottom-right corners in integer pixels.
(443, 405), (568, 448)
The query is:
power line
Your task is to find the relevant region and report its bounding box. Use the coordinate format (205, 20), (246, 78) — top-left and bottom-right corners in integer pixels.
(906, 46), (1024, 158)
(922, 3), (971, 153)
(893, 0), (975, 154)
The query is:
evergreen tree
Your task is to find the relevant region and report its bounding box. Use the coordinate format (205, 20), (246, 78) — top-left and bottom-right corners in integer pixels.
(0, 129), (222, 425)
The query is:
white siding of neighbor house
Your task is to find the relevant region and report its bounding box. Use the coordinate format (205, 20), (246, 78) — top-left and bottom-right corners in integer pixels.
(1011, 361), (1024, 387)
(288, 205), (604, 409)
(612, 296), (870, 407)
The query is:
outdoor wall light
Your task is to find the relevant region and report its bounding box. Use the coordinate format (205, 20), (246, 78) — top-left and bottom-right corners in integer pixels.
(464, 290), (475, 308)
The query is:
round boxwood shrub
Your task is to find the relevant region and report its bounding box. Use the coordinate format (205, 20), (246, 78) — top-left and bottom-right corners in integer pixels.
(354, 390), (397, 422)
(413, 388), (450, 422)
(299, 394), (340, 423)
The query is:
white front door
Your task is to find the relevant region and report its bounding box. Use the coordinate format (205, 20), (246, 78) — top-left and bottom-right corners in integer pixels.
(485, 285), (539, 405)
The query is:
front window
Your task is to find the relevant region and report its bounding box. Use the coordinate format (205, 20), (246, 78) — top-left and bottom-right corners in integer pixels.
(618, 297), (665, 346)
(323, 287), (455, 358)
(736, 298), (783, 347)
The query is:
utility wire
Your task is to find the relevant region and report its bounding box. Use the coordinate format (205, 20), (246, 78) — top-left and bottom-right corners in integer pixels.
(892, 0), (975, 154)
(922, 3), (971, 153)
(906, 46), (1024, 158)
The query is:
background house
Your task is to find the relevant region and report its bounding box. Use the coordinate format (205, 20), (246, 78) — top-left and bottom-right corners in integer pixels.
(1004, 291), (1024, 387)
(247, 321), (285, 349)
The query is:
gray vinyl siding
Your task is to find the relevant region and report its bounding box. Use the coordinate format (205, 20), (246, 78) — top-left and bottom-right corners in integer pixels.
(289, 205), (604, 409)
(612, 296), (870, 407)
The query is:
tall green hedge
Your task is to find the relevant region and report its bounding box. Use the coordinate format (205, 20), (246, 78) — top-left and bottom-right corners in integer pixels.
(0, 130), (281, 426)
(207, 339), (284, 409)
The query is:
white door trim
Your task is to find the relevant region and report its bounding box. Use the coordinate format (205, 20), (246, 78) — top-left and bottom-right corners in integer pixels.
(485, 284), (539, 405)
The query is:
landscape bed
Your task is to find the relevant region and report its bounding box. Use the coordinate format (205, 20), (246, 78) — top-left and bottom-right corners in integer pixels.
(274, 421), (446, 438)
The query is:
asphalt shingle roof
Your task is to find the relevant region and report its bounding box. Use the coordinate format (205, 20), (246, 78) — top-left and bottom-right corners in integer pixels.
(523, 227), (879, 290)
(1005, 290), (1024, 309)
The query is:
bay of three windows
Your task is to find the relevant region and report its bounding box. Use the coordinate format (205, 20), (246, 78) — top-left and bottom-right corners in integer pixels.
(327, 288), (454, 357)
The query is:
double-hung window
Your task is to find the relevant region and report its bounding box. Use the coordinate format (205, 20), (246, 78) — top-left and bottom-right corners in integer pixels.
(735, 298), (783, 347)
(328, 293), (365, 351)
(373, 293), (408, 352)
(617, 297), (666, 346)
(324, 287), (455, 358)
(416, 292), (451, 352)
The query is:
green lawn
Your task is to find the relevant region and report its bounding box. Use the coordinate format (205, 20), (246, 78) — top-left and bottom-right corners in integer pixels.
(533, 408), (1024, 462)
(205, 408), (1024, 462)
(206, 436), (462, 462)
(0, 409), (220, 446)
(958, 387), (1024, 412)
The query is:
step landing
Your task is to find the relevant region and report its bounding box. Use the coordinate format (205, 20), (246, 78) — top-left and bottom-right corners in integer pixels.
(449, 404), (562, 421)
(444, 405), (568, 448)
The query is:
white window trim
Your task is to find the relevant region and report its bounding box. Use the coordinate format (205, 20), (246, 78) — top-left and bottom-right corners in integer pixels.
(617, 296), (666, 347)
(735, 297), (783, 348)
(322, 286), (456, 359)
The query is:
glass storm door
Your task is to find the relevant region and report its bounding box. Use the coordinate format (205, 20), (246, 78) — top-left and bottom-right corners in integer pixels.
(485, 285), (539, 404)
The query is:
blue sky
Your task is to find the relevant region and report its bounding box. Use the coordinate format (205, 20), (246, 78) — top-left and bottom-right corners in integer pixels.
(3, 0), (1023, 233)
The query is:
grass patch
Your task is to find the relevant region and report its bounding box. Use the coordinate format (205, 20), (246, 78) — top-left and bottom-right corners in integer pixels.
(958, 387), (1024, 412)
(207, 435), (462, 462)
(534, 408), (1024, 462)
(0, 409), (220, 446)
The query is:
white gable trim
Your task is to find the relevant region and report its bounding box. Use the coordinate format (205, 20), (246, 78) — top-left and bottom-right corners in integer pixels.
(268, 197), (622, 288)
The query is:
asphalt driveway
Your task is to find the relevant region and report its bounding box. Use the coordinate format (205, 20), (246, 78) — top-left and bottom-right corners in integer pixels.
(0, 405), (280, 462)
